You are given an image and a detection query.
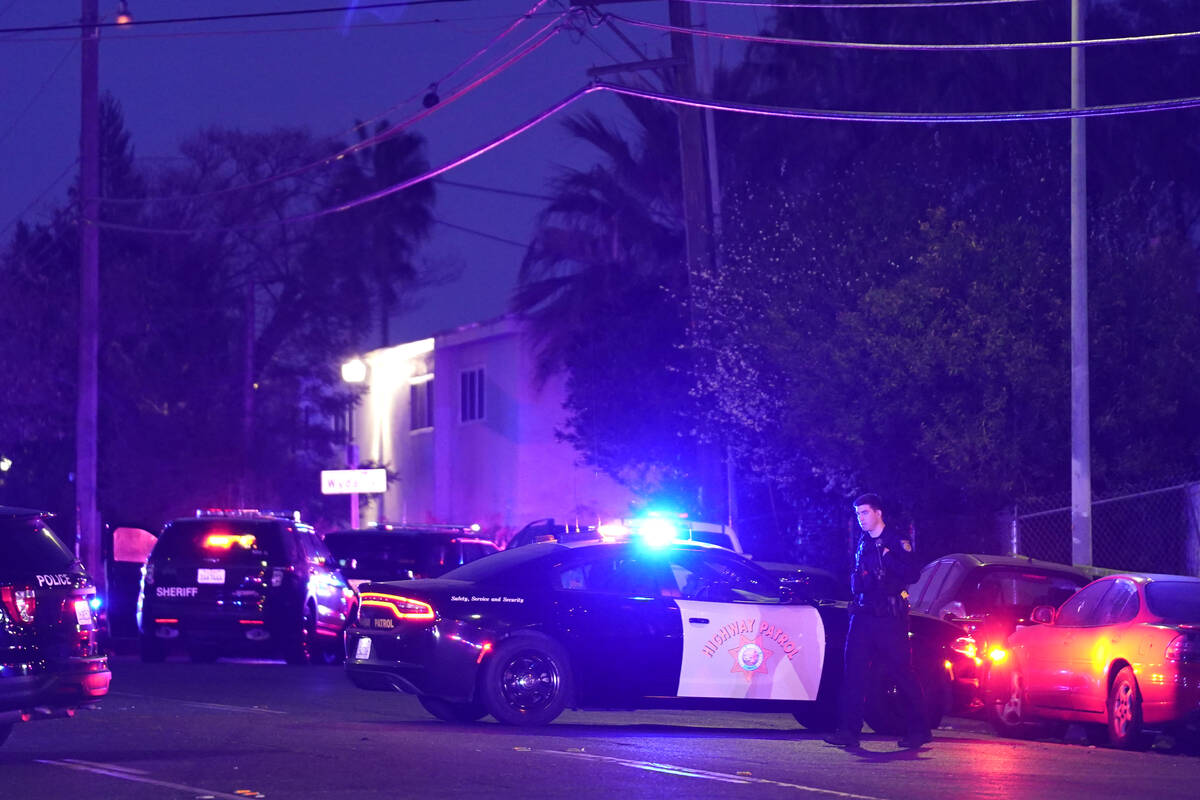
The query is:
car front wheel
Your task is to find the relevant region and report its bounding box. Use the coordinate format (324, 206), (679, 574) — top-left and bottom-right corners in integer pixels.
(989, 667), (1040, 738)
(479, 634), (572, 726)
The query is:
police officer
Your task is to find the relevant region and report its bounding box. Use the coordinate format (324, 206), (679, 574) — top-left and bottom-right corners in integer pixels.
(824, 493), (932, 749)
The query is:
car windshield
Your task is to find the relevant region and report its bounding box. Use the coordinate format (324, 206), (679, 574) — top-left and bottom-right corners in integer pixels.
(152, 519), (285, 565)
(958, 569), (1085, 617)
(325, 533), (450, 577)
(1144, 581), (1200, 621)
(0, 516), (77, 580)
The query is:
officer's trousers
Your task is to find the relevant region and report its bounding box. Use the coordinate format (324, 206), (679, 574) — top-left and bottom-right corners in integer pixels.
(836, 612), (929, 738)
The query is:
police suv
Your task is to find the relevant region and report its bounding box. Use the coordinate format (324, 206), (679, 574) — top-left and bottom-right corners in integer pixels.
(138, 509), (356, 664)
(1, 506), (111, 747)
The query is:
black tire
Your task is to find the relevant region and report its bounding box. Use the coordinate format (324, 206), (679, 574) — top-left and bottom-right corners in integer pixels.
(479, 634), (571, 726)
(284, 604), (317, 666)
(1107, 666), (1148, 750)
(0, 722), (13, 747)
(139, 634), (167, 663)
(419, 695), (488, 723)
(988, 667), (1040, 738)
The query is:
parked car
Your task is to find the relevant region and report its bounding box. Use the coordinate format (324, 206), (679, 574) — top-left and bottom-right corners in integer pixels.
(988, 572), (1200, 748)
(1, 506), (111, 747)
(345, 537), (961, 732)
(907, 553), (1092, 713)
(137, 508), (356, 664)
(753, 561), (851, 602)
(322, 524), (499, 591)
(507, 513), (744, 554)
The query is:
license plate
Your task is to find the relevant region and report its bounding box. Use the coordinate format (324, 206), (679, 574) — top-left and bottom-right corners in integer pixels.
(74, 599), (93, 626)
(355, 636), (372, 660)
(197, 568), (226, 585)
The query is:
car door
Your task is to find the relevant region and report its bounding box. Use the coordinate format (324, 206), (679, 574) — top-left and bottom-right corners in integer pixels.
(667, 549), (826, 702)
(1025, 580), (1116, 710)
(1064, 578), (1139, 712)
(548, 547), (682, 705)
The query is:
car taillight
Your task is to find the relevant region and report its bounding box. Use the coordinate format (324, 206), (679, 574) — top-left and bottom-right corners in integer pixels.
(1, 585), (36, 625)
(360, 592), (435, 621)
(988, 647), (1008, 664)
(1166, 634), (1200, 664)
(951, 635), (978, 661)
(204, 533), (256, 550)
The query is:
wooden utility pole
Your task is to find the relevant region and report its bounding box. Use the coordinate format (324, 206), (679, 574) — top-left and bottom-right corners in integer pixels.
(78, 0), (102, 587)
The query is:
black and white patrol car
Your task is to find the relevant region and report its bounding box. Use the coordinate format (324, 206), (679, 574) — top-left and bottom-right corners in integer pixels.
(138, 509), (356, 664)
(345, 538), (961, 729)
(1, 506), (111, 747)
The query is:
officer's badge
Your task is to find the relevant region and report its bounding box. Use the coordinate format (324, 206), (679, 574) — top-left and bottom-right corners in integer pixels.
(901, 539), (912, 552)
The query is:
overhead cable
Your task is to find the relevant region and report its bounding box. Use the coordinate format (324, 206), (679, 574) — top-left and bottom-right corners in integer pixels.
(96, 4), (572, 208)
(607, 0), (1039, 8)
(92, 80), (1200, 236)
(608, 12), (1200, 51)
(0, 0), (475, 36)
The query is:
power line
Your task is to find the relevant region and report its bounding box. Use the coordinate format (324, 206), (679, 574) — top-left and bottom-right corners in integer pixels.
(0, 40), (76, 147)
(601, 0), (1041, 9)
(0, 0), (477, 36)
(91, 79), (1200, 236)
(437, 178), (554, 201)
(96, 5), (573, 208)
(434, 216), (527, 248)
(607, 11), (1200, 51)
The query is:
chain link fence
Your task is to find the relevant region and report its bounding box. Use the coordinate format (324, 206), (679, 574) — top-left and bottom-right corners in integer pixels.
(1014, 482), (1200, 576)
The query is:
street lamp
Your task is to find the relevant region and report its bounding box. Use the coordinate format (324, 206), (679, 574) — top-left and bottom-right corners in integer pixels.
(341, 358), (367, 528)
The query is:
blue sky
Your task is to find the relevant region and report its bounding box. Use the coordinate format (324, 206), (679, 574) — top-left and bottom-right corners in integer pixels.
(0, 1), (758, 343)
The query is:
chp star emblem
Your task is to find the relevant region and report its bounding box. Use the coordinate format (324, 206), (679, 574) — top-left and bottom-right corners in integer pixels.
(728, 633), (774, 682)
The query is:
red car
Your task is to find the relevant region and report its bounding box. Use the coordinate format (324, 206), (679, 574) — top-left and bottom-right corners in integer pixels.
(988, 573), (1200, 748)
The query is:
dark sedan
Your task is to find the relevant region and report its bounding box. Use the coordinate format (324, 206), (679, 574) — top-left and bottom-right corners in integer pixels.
(345, 538), (961, 730)
(908, 553), (1092, 713)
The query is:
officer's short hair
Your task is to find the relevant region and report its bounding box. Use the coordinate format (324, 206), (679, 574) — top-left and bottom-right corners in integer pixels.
(853, 493), (884, 512)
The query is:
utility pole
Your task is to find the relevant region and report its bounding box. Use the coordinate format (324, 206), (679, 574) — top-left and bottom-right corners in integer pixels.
(1070, 0), (1092, 567)
(78, 0), (102, 587)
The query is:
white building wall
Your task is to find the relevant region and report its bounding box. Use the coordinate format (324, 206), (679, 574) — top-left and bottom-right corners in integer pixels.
(352, 317), (634, 542)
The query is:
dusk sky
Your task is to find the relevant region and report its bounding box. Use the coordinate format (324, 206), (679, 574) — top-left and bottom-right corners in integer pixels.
(1, 1), (756, 344)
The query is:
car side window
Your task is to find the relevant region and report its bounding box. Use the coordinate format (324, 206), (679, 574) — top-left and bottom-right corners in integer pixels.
(554, 556), (663, 598)
(1055, 581), (1116, 627)
(1098, 579), (1139, 625)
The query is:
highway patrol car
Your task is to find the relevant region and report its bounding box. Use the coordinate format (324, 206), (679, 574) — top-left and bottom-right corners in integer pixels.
(1, 506), (111, 747)
(345, 537), (959, 728)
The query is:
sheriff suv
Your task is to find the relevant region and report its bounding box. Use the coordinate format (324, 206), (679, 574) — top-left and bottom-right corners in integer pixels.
(137, 509), (355, 665)
(1, 506), (111, 748)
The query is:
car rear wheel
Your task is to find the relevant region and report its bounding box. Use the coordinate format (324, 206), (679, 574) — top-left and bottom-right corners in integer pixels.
(479, 634), (572, 726)
(1108, 666), (1148, 750)
(864, 670), (946, 735)
(419, 695), (488, 723)
(792, 701), (837, 732)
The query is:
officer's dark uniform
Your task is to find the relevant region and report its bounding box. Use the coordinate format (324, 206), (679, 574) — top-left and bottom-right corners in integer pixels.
(833, 524), (929, 745)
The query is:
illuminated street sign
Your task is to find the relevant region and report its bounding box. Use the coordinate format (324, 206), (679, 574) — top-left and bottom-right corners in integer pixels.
(320, 468), (387, 495)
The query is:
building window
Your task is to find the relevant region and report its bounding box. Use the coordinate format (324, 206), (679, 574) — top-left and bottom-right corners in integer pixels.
(410, 378), (433, 431)
(460, 368), (485, 423)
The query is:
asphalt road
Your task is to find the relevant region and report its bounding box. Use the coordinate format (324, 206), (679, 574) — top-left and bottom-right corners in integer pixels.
(2, 653), (1198, 800)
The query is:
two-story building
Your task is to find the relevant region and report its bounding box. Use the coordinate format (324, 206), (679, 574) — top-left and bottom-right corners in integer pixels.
(346, 315), (635, 543)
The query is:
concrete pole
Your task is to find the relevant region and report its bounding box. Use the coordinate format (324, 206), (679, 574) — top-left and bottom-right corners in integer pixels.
(78, 0), (102, 587)
(1070, 0), (1093, 567)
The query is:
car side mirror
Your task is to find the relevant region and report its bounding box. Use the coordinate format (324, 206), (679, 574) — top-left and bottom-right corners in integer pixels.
(1030, 605), (1055, 624)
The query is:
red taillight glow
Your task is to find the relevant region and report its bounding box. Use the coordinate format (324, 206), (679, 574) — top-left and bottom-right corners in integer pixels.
(988, 647), (1008, 663)
(1, 586), (36, 624)
(360, 592), (435, 621)
(204, 533), (256, 550)
(951, 635), (978, 661)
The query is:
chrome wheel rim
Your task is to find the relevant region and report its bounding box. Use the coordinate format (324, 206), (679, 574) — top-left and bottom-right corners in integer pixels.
(499, 651), (560, 712)
(999, 672), (1024, 726)
(1112, 680), (1134, 736)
